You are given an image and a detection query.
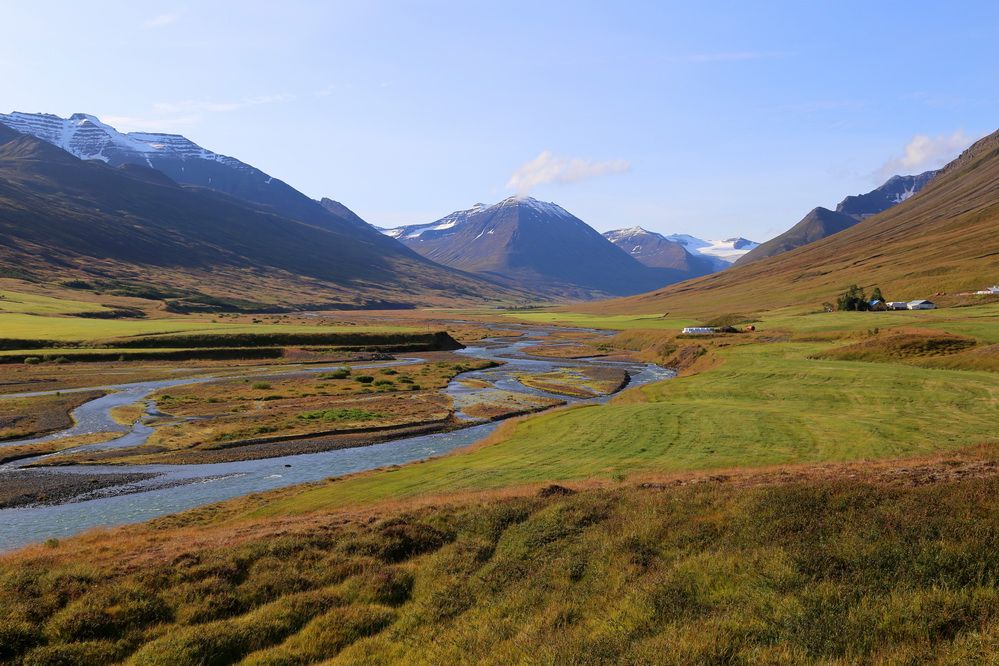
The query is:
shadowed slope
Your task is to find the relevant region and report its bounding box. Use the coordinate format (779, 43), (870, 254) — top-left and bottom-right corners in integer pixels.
(0, 126), (518, 307)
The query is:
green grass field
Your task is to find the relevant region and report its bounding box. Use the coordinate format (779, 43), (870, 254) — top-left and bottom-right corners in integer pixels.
(0, 289), (108, 315)
(254, 336), (999, 516)
(509, 303), (999, 341)
(0, 312), (414, 343)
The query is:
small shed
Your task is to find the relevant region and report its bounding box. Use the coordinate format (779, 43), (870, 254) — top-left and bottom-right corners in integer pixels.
(907, 300), (936, 310)
(887, 302), (909, 310)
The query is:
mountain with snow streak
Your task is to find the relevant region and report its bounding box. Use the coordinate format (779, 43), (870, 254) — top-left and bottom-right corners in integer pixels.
(0, 111), (357, 233)
(735, 170), (939, 266)
(835, 170), (937, 219)
(603, 227), (717, 278)
(384, 197), (675, 299)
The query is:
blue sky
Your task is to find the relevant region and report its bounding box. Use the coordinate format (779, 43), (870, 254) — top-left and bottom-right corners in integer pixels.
(3, 1), (996, 241)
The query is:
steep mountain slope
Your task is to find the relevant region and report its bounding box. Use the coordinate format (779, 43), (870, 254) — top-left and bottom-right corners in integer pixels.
(836, 170), (937, 219)
(737, 171), (938, 266)
(603, 227), (717, 278)
(0, 112), (369, 235)
(590, 129), (999, 316)
(0, 125), (518, 308)
(734, 207), (861, 265)
(385, 197), (671, 298)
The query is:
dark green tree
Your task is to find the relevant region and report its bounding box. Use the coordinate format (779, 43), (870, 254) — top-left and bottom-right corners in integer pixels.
(870, 286), (884, 303)
(837, 284), (868, 311)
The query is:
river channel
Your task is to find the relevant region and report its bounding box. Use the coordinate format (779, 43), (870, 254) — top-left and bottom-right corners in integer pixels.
(0, 327), (672, 550)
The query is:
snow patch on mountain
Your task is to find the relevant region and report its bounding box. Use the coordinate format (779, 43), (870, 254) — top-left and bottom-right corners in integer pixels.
(0, 111), (246, 169)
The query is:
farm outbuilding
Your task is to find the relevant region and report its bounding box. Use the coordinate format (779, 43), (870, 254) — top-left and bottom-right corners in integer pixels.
(682, 327), (716, 335)
(887, 302), (909, 310)
(907, 300), (936, 310)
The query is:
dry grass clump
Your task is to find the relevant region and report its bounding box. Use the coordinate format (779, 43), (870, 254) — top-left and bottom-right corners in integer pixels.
(9, 459), (999, 663)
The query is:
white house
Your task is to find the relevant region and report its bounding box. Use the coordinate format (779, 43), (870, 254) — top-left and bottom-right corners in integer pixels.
(975, 285), (999, 295)
(887, 302), (909, 310)
(682, 327), (716, 335)
(907, 300), (936, 310)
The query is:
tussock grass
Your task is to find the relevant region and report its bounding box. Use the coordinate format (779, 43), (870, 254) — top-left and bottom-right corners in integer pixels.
(9, 465), (999, 662)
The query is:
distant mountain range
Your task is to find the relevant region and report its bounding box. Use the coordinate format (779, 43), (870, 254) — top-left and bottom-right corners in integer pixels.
(736, 171), (937, 266)
(384, 197), (683, 299)
(597, 129), (999, 315)
(602, 227), (720, 277)
(0, 114), (520, 309)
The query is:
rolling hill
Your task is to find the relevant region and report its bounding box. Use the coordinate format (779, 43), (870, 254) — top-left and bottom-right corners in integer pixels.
(588, 129), (999, 316)
(0, 123), (520, 309)
(736, 171), (938, 266)
(385, 197), (673, 299)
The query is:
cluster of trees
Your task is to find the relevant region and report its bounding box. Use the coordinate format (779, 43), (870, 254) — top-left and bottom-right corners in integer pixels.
(836, 284), (885, 311)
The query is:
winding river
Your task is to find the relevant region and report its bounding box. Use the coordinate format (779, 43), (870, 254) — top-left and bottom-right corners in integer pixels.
(0, 327), (672, 551)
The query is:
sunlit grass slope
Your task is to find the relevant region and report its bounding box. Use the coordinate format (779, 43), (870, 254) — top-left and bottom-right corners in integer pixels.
(257, 338), (999, 515)
(0, 312), (414, 343)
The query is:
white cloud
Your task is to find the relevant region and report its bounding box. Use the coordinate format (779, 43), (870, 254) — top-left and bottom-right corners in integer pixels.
(506, 151), (630, 195)
(143, 13), (179, 29)
(876, 130), (978, 180)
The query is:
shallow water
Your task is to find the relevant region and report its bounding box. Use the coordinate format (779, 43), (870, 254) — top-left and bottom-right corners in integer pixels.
(0, 328), (672, 550)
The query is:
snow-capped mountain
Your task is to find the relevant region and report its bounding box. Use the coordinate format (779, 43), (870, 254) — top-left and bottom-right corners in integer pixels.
(0, 111), (358, 234)
(664, 234), (759, 268)
(0, 112), (242, 168)
(384, 197), (675, 299)
(602, 227), (717, 277)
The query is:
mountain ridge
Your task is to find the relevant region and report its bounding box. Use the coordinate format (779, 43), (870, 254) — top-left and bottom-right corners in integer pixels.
(0, 121), (522, 308)
(586, 128), (999, 316)
(384, 196), (673, 299)
(736, 171), (939, 266)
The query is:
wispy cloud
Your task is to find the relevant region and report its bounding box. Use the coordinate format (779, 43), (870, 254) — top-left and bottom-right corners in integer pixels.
(506, 151), (630, 195)
(152, 94), (294, 114)
(101, 95), (293, 133)
(668, 51), (785, 63)
(876, 130), (978, 180)
(101, 115), (200, 132)
(143, 13), (179, 29)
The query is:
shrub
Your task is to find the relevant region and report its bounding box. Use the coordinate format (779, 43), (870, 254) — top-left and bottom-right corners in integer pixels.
(251, 382), (272, 390)
(23, 357), (41, 365)
(321, 368), (351, 380)
(297, 409), (382, 422)
(355, 376), (374, 384)
(373, 379), (394, 387)
(380, 369), (398, 375)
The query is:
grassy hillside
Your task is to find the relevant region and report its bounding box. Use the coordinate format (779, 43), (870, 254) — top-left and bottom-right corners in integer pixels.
(586, 129), (999, 317)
